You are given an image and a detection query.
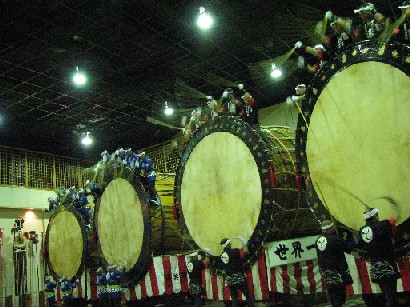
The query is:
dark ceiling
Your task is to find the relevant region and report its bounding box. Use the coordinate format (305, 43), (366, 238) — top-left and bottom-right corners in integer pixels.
(0, 0), (402, 160)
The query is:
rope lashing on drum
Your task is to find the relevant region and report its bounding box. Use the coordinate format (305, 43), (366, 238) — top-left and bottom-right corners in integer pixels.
(263, 128), (295, 165)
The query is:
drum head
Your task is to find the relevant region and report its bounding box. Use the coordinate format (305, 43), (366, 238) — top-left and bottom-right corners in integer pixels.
(175, 117), (275, 262)
(45, 206), (87, 279)
(296, 42), (410, 232)
(96, 172), (151, 282)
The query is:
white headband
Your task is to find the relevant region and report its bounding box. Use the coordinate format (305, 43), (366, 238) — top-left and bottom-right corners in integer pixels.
(364, 208), (379, 219)
(189, 252), (197, 257)
(221, 239), (231, 247)
(295, 84), (306, 91)
(321, 222), (334, 230)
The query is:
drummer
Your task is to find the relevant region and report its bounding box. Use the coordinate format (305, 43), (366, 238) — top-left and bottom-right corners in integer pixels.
(358, 208), (401, 306)
(96, 266), (109, 307)
(286, 84), (306, 105)
(240, 92), (258, 126)
(353, 3), (386, 40)
(309, 220), (353, 307)
(393, 0), (410, 44)
(187, 250), (209, 306)
(59, 276), (78, 307)
(219, 237), (255, 307)
(106, 264), (124, 306)
(324, 12), (354, 52)
(220, 88), (241, 116)
(44, 275), (57, 307)
(137, 151), (159, 206)
(294, 42), (329, 74)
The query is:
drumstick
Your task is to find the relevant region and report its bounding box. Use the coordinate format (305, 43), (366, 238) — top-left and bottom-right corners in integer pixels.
(367, 196), (401, 220)
(314, 175), (401, 215)
(293, 99), (310, 130)
(312, 180), (339, 236)
(377, 14), (406, 44)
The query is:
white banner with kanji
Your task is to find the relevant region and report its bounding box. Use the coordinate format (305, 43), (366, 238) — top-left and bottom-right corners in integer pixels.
(266, 235), (317, 266)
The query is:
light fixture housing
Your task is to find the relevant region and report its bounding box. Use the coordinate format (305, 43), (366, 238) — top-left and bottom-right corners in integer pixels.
(197, 7), (213, 29)
(73, 66), (87, 85)
(270, 64), (283, 78)
(81, 132), (93, 145)
(164, 101), (174, 115)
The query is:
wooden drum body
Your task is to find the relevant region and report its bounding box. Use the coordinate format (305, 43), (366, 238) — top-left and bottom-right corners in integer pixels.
(174, 116), (319, 264)
(295, 41), (410, 251)
(45, 206), (88, 279)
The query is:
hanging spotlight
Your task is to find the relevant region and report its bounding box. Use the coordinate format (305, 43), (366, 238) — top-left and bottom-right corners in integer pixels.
(73, 66), (87, 85)
(197, 7), (214, 29)
(81, 132), (93, 145)
(270, 64), (283, 78)
(164, 101), (174, 115)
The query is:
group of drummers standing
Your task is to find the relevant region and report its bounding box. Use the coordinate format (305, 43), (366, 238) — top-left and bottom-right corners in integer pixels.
(186, 206), (404, 307)
(311, 208), (403, 307)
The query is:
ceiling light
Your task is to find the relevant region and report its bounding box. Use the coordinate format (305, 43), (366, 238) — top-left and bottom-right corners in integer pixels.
(24, 210), (35, 221)
(73, 66), (87, 85)
(81, 132), (93, 145)
(270, 64), (283, 78)
(197, 7), (213, 29)
(164, 101), (173, 115)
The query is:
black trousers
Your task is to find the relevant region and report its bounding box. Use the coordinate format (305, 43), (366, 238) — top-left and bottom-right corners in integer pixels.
(228, 281), (255, 307)
(46, 299), (56, 307)
(107, 296), (122, 306)
(327, 285), (347, 307)
(192, 293), (202, 307)
(138, 175), (157, 200)
(378, 278), (398, 307)
(97, 297), (110, 307)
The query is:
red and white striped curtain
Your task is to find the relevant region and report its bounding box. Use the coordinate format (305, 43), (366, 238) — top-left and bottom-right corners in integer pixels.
(267, 256), (410, 295)
(49, 244), (410, 304)
(121, 251), (270, 301)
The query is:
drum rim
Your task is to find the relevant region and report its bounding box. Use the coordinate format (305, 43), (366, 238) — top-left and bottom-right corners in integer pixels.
(175, 116), (276, 265)
(295, 41), (410, 246)
(94, 167), (153, 283)
(45, 205), (87, 280)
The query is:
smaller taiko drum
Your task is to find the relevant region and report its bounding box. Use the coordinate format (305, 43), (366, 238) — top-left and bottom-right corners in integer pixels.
(45, 205), (88, 279)
(95, 167), (190, 283)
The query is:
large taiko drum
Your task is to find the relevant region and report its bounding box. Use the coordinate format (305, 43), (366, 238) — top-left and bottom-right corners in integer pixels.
(95, 167), (191, 283)
(174, 116), (319, 264)
(295, 41), (410, 253)
(45, 205), (88, 279)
